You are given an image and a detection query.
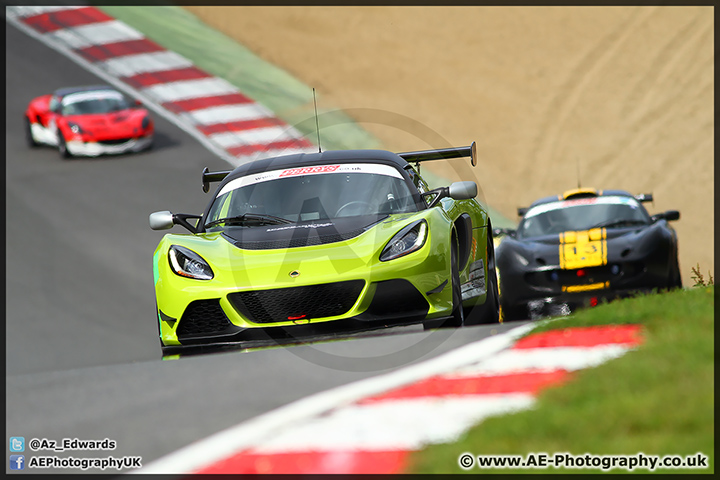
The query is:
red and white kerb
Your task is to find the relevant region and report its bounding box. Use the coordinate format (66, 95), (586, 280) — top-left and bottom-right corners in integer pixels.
(137, 324), (643, 475)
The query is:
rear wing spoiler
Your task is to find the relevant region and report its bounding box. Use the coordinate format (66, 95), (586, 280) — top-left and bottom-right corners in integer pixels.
(202, 167), (231, 193)
(397, 141), (477, 167)
(200, 142), (478, 193)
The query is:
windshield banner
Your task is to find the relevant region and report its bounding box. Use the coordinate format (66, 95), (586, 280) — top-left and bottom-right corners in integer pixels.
(525, 196), (637, 219)
(217, 163), (403, 197)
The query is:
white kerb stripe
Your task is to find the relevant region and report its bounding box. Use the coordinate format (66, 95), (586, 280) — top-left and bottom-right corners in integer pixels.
(6, 6), (84, 18)
(182, 103), (273, 125)
(209, 126), (300, 149)
(44, 21), (144, 50)
(142, 77), (239, 103)
(252, 394), (535, 453)
(102, 51), (193, 77)
(445, 344), (633, 377)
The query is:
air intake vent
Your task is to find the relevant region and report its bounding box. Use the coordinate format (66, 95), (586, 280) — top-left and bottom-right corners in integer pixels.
(228, 281), (365, 324)
(177, 299), (231, 338)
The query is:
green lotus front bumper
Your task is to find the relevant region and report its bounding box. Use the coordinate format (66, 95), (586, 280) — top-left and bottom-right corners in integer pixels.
(153, 213), (456, 347)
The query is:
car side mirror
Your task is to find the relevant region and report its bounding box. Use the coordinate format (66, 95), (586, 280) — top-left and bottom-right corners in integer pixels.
(422, 181), (477, 208)
(448, 181), (478, 200)
(134, 99), (143, 107)
(149, 211), (174, 230)
(150, 210), (202, 233)
(150, 211), (202, 233)
(652, 210), (680, 222)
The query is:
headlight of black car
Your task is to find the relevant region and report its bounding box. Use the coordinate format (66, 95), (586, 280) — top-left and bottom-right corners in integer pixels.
(380, 220), (428, 262)
(168, 245), (214, 280)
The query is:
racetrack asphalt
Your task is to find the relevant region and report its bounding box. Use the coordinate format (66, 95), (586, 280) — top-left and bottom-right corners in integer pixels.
(5, 22), (528, 473)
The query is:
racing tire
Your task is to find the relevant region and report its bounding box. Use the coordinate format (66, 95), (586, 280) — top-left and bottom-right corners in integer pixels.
(25, 117), (39, 148)
(57, 132), (72, 159)
(448, 240), (465, 327)
(465, 228), (500, 324)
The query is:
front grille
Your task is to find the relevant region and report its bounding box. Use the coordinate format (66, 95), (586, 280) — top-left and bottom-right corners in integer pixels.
(223, 230), (365, 250)
(177, 299), (231, 337)
(525, 262), (645, 289)
(228, 280), (365, 324)
(98, 138), (131, 146)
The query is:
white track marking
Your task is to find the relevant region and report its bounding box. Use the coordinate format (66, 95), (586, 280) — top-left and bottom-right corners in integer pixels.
(445, 344), (634, 377)
(252, 394), (535, 453)
(142, 77), (239, 103)
(134, 323), (536, 474)
(45, 20), (144, 50)
(182, 103), (274, 125)
(102, 51), (193, 77)
(209, 126), (302, 149)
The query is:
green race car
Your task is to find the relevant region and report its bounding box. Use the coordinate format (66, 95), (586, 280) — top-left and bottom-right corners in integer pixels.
(150, 144), (500, 354)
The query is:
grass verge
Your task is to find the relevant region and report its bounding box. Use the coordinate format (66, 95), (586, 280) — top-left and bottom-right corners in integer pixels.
(410, 286), (714, 474)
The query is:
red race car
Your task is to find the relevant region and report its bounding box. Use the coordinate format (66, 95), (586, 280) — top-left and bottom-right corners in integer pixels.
(24, 85), (154, 158)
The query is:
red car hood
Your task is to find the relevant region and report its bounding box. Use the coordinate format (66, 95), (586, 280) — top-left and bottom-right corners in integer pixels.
(66, 109), (145, 127)
(66, 109), (149, 140)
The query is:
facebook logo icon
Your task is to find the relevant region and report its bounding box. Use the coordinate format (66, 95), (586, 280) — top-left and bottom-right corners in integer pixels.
(10, 455), (24, 470)
(9, 437), (24, 452)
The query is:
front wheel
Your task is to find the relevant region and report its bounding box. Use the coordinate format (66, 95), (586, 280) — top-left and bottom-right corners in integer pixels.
(58, 131), (72, 159)
(448, 239), (465, 326)
(465, 227), (500, 324)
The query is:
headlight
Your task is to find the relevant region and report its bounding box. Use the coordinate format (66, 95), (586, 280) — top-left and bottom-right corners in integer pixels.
(168, 245), (214, 280)
(68, 122), (83, 134)
(141, 115), (151, 130)
(380, 220), (428, 262)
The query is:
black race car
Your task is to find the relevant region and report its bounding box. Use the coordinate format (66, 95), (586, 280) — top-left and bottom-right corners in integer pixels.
(494, 188), (681, 320)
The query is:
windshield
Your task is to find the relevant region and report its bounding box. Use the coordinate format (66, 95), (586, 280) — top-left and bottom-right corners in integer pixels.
(205, 163), (420, 230)
(517, 196), (650, 238)
(61, 90), (131, 115)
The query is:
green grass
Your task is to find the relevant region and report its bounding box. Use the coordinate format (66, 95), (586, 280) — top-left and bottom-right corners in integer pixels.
(410, 286), (714, 474)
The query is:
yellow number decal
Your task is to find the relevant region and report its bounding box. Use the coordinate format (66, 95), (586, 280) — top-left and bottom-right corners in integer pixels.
(559, 228), (607, 269)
